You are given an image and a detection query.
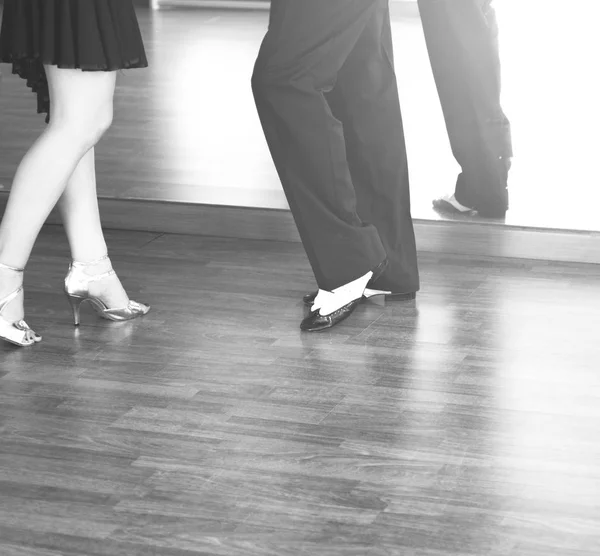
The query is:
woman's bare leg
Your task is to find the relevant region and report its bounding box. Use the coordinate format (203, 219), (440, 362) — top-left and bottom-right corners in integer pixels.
(59, 148), (108, 262)
(58, 147), (129, 307)
(0, 67), (116, 322)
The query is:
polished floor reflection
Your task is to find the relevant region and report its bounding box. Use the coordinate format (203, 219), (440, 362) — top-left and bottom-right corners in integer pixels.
(1, 227), (600, 554)
(0, 4), (599, 232)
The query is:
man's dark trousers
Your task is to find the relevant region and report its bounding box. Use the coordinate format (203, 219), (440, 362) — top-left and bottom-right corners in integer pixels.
(252, 0), (419, 293)
(418, 0), (513, 215)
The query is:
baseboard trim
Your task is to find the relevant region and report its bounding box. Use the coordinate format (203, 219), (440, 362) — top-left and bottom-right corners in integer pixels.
(2, 194), (599, 265)
(151, 0), (269, 10)
(149, 0), (419, 11)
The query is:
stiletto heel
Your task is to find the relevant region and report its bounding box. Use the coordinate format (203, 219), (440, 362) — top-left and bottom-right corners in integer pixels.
(64, 254), (150, 325)
(0, 262), (41, 347)
(65, 293), (85, 326)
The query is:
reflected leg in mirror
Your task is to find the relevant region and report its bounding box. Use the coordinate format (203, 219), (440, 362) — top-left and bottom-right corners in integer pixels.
(419, 0), (512, 218)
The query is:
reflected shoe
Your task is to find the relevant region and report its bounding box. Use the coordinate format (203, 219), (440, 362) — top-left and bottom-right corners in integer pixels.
(0, 262), (41, 347)
(432, 194), (475, 215)
(64, 254), (150, 326)
(433, 193), (508, 219)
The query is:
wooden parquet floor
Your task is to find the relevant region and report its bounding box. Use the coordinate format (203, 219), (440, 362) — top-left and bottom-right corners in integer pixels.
(1, 226), (600, 555)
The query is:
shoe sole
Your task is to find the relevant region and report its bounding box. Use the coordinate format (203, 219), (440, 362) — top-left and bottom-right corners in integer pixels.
(433, 198), (507, 219)
(432, 199), (475, 215)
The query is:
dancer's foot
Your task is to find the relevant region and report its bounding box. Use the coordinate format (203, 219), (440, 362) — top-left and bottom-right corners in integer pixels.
(312, 270), (372, 315)
(0, 264), (24, 323)
(75, 256), (131, 308)
(303, 286), (416, 307)
(301, 259), (387, 332)
(64, 255), (150, 325)
(0, 263), (41, 346)
(300, 271), (372, 332)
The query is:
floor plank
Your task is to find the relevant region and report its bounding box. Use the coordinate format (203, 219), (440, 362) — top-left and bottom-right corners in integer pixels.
(1, 227), (599, 555)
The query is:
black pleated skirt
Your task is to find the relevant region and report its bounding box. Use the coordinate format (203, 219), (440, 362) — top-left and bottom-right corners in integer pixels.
(0, 0), (148, 120)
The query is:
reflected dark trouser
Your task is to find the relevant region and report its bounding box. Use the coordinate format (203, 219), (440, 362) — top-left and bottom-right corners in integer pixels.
(418, 0), (513, 212)
(252, 0), (419, 293)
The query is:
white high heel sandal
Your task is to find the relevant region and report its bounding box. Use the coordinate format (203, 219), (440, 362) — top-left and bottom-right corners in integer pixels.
(64, 254), (150, 326)
(0, 262), (41, 347)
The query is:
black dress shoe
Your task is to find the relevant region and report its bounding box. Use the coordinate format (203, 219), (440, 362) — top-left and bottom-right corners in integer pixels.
(300, 259), (389, 332)
(302, 258), (390, 306)
(303, 259), (416, 306)
(302, 290), (319, 306)
(300, 298), (362, 332)
(304, 287), (416, 306)
(364, 289), (417, 302)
